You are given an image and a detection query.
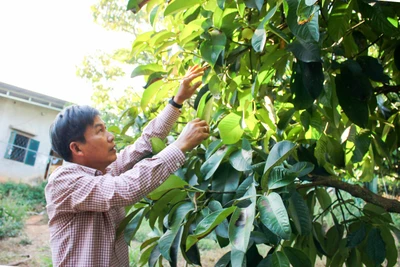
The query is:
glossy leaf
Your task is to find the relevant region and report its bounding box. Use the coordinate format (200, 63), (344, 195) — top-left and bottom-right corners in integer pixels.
(201, 146), (234, 180)
(262, 141), (296, 190)
(124, 208), (146, 243)
(257, 193), (292, 240)
(283, 247), (312, 267)
(267, 167), (296, 190)
(186, 206), (236, 250)
(288, 191), (312, 235)
(211, 163), (240, 205)
(150, 137), (166, 154)
(229, 184), (256, 265)
(164, 0), (202, 16)
(147, 175), (188, 200)
(366, 228), (386, 265)
(218, 113), (244, 144)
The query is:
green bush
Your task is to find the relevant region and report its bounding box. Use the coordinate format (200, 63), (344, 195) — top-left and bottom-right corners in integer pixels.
(0, 181), (47, 210)
(0, 181), (47, 238)
(0, 196), (28, 238)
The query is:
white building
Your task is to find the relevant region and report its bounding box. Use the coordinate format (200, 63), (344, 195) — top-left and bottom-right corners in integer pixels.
(0, 82), (68, 184)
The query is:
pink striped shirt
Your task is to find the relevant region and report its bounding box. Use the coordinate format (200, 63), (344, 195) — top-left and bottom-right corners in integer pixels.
(45, 105), (186, 266)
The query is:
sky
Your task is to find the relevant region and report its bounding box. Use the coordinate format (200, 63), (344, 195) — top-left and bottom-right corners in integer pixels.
(0, 0), (134, 105)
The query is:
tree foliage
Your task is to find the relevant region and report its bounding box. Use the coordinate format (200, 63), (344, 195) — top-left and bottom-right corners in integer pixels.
(100, 0), (400, 265)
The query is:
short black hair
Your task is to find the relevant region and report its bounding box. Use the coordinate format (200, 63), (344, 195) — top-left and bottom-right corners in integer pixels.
(50, 105), (100, 162)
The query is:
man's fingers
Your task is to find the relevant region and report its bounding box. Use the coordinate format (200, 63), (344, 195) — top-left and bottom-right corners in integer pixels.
(191, 81), (202, 90)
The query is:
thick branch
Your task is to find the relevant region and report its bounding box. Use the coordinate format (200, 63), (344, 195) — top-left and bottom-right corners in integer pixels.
(298, 176), (400, 214)
(375, 85), (400, 95)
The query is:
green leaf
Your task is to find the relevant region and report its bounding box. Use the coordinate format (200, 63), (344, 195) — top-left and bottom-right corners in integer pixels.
(286, 0), (319, 42)
(257, 193), (292, 240)
(211, 163), (240, 205)
(327, 0), (352, 42)
(336, 62), (372, 128)
(150, 137), (166, 154)
(315, 188), (332, 210)
(251, 5), (278, 52)
(148, 244), (161, 267)
(141, 80), (164, 110)
(229, 184), (256, 261)
(139, 243), (157, 267)
(244, 0), (264, 11)
(201, 146), (234, 180)
(131, 64), (164, 78)
(218, 113), (244, 144)
(124, 208), (146, 243)
(196, 92), (214, 124)
(379, 226), (398, 267)
(216, 251), (231, 266)
(116, 208), (143, 238)
(346, 249), (362, 267)
(366, 228), (386, 266)
(158, 225), (182, 261)
(356, 56), (390, 83)
(267, 167), (296, 189)
(164, 0), (202, 16)
(287, 39), (321, 63)
(346, 223), (366, 248)
(262, 141), (297, 190)
(271, 251), (291, 267)
(168, 201), (194, 227)
(283, 247), (312, 267)
(394, 44), (400, 71)
(127, 0), (148, 13)
(147, 175), (188, 200)
(288, 191), (312, 235)
(186, 206), (236, 250)
(290, 60), (324, 110)
(290, 162), (314, 177)
(229, 148), (252, 171)
(359, 1), (399, 37)
(205, 139), (223, 160)
(229, 184), (257, 266)
(200, 31), (227, 67)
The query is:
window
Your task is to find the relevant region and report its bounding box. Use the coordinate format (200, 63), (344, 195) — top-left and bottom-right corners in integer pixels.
(4, 131), (40, 166)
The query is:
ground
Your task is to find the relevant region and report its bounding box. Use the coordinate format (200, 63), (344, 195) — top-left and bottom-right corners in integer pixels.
(0, 214), (52, 266)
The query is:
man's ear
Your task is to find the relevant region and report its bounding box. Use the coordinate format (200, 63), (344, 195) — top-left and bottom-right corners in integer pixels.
(70, 142), (84, 157)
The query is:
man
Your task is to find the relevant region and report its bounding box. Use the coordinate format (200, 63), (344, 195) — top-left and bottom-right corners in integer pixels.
(45, 65), (209, 266)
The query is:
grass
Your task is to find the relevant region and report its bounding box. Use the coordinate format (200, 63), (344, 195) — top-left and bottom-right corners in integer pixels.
(0, 181), (47, 239)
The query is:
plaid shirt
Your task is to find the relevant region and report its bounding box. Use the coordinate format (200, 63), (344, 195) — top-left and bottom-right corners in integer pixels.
(45, 105), (186, 267)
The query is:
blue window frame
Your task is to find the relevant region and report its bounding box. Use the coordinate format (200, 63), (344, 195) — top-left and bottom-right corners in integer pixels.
(4, 131), (40, 166)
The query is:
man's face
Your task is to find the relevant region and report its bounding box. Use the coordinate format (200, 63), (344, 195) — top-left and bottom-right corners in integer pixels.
(79, 115), (117, 171)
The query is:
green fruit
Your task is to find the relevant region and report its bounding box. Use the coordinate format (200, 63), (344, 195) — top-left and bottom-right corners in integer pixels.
(242, 28), (254, 40)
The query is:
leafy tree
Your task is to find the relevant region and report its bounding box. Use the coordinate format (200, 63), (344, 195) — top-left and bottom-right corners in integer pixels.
(105, 0), (400, 265)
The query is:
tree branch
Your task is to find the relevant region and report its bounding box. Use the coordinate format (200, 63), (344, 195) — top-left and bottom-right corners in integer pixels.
(298, 176), (400, 213)
(375, 85), (400, 95)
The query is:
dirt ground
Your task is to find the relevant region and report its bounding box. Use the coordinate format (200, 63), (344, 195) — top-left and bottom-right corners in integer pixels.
(0, 214), (52, 266)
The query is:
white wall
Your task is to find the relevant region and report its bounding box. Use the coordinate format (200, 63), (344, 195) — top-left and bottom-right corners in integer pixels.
(0, 97), (60, 183)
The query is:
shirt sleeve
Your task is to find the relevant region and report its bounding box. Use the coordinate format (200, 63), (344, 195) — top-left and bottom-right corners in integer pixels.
(50, 144), (186, 213)
(109, 104), (181, 176)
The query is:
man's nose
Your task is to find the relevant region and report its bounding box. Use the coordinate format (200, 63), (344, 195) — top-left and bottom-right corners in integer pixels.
(107, 133), (115, 142)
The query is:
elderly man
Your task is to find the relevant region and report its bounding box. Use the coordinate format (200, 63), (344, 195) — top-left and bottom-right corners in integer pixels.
(45, 66), (209, 266)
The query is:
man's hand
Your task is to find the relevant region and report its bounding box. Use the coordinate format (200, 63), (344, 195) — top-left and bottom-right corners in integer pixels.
(174, 119), (210, 153)
(173, 65), (207, 105)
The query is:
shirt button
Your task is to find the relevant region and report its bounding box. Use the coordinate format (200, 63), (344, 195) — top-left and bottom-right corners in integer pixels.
(159, 180), (163, 184)
(176, 162), (181, 167)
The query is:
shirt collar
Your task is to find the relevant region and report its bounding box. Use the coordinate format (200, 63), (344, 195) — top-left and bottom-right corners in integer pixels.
(63, 161), (110, 176)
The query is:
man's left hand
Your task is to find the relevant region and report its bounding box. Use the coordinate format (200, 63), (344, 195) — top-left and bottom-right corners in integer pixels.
(174, 65), (207, 105)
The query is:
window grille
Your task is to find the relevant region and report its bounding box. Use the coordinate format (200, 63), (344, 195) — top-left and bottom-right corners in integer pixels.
(4, 131), (40, 166)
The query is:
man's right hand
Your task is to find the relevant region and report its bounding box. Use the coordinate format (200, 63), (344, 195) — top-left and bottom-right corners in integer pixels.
(174, 119), (210, 153)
